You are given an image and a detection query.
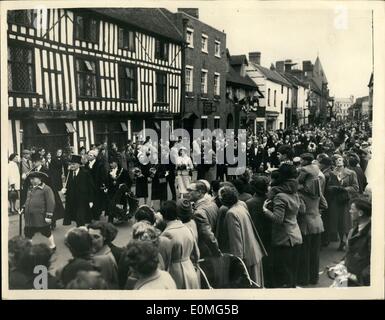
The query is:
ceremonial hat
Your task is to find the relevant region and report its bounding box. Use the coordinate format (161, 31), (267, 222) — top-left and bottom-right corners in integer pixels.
(68, 154), (82, 164)
(31, 153), (42, 162)
(27, 171), (49, 182)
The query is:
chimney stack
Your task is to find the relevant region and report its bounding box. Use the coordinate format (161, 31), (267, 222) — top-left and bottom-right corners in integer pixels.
(177, 8), (199, 19)
(249, 52), (261, 65)
(275, 61), (285, 73)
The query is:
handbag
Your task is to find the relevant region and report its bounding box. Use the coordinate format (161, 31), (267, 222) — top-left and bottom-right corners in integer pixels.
(8, 188), (19, 201)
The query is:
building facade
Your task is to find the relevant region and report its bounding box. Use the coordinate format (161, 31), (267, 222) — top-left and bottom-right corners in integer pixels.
(246, 52), (292, 131)
(334, 96), (354, 121)
(225, 52), (261, 134)
(166, 8), (228, 135)
(7, 8), (184, 155)
(276, 61), (310, 127)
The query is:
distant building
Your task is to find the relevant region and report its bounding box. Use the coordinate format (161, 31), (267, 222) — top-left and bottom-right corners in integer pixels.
(349, 96), (369, 121)
(284, 57), (332, 124)
(334, 96), (354, 121)
(246, 52), (292, 130)
(276, 60), (310, 127)
(225, 51), (262, 134)
(166, 8), (228, 135)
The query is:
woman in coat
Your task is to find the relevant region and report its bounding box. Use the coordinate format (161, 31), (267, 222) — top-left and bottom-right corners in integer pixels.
(297, 153), (328, 286)
(331, 155), (360, 250)
(175, 147), (194, 199)
(125, 240), (176, 290)
(262, 164), (304, 288)
(217, 186), (267, 288)
(160, 201), (200, 289)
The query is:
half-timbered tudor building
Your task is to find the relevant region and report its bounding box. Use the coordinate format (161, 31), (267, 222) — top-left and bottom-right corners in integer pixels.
(7, 8), (184, 154)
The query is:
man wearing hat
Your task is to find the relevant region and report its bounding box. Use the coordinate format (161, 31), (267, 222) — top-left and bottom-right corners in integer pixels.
(21, 153), (49, 207)
(63, 155), (96, 226)
(86, 149), (108, 221)
(23, 171), (56, 250)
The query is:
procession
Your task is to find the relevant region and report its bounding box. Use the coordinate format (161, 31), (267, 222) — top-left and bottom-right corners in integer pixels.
(5, 6), (374, 291)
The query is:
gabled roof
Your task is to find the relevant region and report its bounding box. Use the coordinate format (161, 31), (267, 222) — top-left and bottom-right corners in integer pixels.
(89, 8), (184, 43)
(313, 56), (328, 85)
(230, 55), (248, 66)
(226, 65), (257, 88)
(250, 63), (292, 87)
(280, 72), (308, 88)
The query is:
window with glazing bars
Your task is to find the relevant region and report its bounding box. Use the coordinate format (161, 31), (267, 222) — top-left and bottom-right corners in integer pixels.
(118, 28), (135, 51)
(76, 59), (98, 97)
(155, 39), (168, 61)
(7, 10), (36, 27)
(75, 14), (99, 43)
(8, 46), (35, 93)
(119, 64), (137, 100)
(156, 72), (167, 103)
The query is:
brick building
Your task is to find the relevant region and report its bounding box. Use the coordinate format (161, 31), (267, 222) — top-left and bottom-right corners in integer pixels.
(165, 8), (228, 135)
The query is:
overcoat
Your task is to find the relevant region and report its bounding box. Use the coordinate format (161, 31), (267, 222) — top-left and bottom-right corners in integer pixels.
(345, 221), (371, 286)
(63, 168), (96, 226)
(329, 167), (359, 235)
(161, 220), (200, 289)
(216, 201), (267, 286)
(24, 183), (55, 228)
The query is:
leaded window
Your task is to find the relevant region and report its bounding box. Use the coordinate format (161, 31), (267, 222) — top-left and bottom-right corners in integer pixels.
(8, 46), (35, 93)
(119, 64), (137, 100)
(76, 59), (98, 97)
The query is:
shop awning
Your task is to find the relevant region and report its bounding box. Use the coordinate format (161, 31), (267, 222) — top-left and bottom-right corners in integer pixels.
(120, 122), (128, 132)
(65, 122), (76, 133)
(182, 112), (198, 120)
(37, 122), (49, 134)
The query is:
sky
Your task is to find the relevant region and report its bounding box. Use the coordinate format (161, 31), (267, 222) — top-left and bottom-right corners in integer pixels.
(164, 1), (373, 99)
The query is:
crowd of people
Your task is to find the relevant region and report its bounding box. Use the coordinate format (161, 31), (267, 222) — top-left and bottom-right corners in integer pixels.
(8, 120), (373, 289)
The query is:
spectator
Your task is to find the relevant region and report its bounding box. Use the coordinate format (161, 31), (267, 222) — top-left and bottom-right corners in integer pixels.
(87, 221), (119, 289)
(160, 201), (200, 289)
(217, 186), (267, 287)
(59, 227), (98, 287)
(246, 176), (273, 287)
(262, 164), (304, 288)
(344, 198), (371, 286)
(187, 181), (221, 258)
(8, 153), (20, 214)
(297, 153), (328, 286)
(10, 243), (62, 289)
(124, 240), (176, 290)
(67, 271), (109, 289)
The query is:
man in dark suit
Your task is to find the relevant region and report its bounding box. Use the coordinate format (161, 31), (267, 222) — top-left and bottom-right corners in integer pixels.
(63, 155), (95, 226)
(248, 140), (264, 173)
(86, 149), (108, 221)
